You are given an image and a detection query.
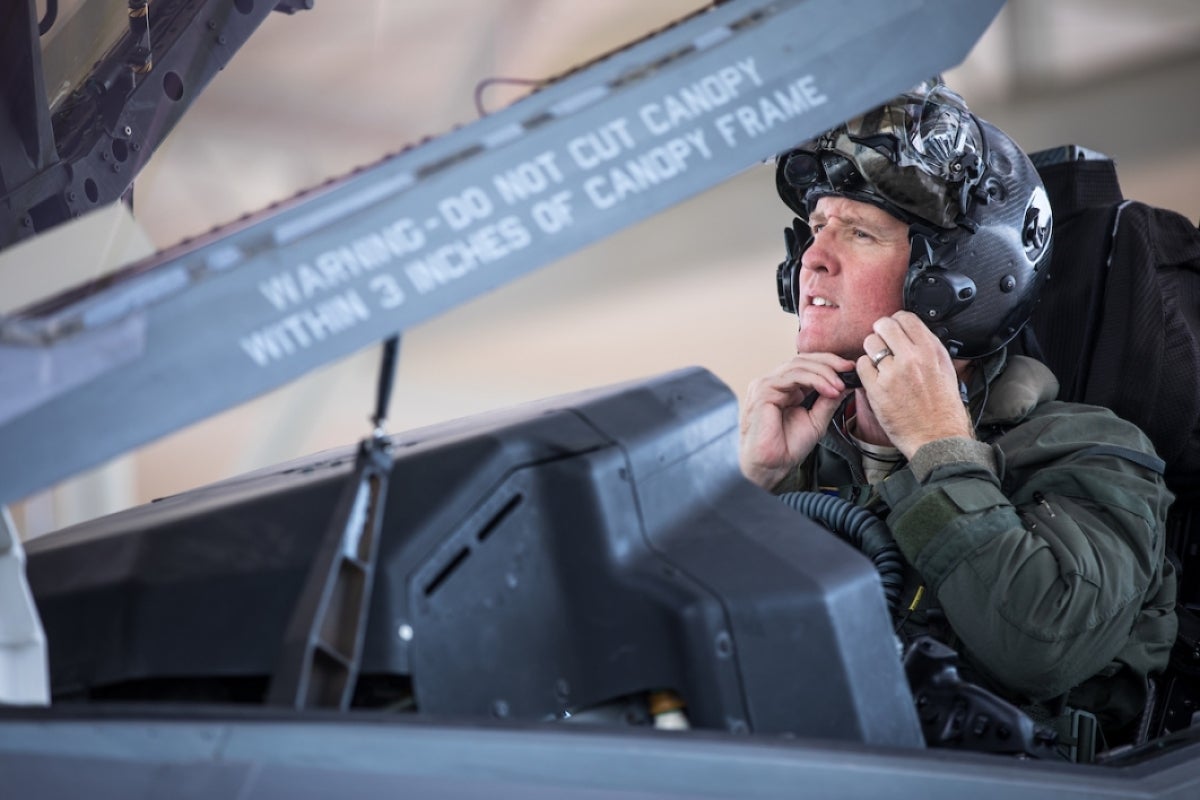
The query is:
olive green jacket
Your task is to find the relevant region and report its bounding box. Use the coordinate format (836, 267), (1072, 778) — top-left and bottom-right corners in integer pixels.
(775, 354), (1178, 736)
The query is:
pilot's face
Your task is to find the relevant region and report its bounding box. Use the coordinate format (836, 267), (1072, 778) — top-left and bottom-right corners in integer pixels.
(794, 196), (911, 359)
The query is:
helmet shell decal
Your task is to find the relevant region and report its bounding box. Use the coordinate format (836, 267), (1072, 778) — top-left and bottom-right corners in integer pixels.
(1023, 185), (1053, 262)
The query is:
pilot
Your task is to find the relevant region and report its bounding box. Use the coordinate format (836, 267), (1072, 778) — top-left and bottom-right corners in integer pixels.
(739, 79), (1177, 754)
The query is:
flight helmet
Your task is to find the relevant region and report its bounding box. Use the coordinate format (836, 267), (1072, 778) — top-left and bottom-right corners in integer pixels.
(774, 80), (1053, 358)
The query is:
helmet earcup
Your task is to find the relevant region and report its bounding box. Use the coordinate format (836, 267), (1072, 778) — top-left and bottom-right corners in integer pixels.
(776, 217), (810, 314)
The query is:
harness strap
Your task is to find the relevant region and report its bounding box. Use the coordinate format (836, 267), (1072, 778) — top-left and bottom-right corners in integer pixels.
(1075, 443), (1166, 475)
(1023, 702), (1101, 763)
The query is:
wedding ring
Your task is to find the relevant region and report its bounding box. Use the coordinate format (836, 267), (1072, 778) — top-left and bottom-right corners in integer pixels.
(869, 347), (893, 368)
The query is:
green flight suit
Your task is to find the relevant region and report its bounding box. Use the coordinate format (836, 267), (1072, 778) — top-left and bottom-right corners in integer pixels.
(774, 353), (1178, 743)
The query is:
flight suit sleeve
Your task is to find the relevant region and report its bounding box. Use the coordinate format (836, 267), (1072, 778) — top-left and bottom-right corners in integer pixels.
(876, 404), (1177, 703)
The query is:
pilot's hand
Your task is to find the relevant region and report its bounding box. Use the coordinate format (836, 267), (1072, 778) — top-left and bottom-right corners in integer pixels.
(857, 311), (973, 459)
(740, 352), (856, 489)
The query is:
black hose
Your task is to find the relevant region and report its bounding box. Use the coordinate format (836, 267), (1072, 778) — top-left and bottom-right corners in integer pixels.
(39, 0), (58, 35)
(777, 491), (905, 612)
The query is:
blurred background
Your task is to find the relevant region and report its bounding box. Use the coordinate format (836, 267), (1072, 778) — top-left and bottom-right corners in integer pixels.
(12, 0), (1200, 536)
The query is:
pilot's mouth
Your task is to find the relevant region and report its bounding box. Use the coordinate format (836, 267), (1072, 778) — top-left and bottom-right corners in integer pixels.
(809, 296), (839, 308)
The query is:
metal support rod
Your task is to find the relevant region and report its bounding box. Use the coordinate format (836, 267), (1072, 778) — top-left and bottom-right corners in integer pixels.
(267, 331), (400, 709)
(372, 335), (400, 438)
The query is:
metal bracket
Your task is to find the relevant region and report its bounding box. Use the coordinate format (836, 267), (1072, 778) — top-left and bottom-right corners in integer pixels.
(0, 0), (308, 250)
(266, 337), (399, 709)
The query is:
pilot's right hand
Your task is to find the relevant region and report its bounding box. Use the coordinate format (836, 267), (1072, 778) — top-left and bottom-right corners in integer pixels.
(739, 352), (856, 489)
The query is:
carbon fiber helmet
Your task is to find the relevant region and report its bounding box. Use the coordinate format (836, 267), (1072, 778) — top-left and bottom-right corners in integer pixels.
(774, 80), (1053, 359)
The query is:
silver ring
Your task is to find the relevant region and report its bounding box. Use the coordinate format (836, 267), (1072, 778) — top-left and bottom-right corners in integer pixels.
(869, 347), (893, 368)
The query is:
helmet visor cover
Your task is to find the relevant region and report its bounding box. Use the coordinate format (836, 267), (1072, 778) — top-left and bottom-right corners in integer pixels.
(778, 82), (986, 230)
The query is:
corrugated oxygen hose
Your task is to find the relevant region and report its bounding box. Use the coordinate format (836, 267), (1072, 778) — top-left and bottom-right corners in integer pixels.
(777, 491), (905, 612)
